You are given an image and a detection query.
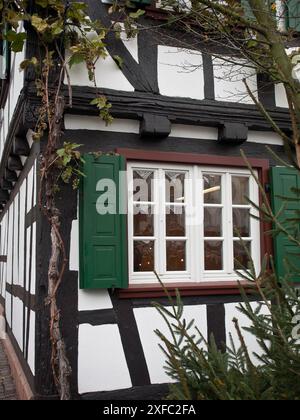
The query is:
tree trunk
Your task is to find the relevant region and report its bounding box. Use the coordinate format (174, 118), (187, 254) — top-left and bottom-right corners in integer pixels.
(42, 96), (71, 400)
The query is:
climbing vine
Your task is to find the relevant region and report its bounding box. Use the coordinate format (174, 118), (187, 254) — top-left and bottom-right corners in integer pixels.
(0, 0), (142, 400)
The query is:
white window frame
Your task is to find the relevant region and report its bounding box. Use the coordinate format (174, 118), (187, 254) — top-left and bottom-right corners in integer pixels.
(128, 162), (261, 285)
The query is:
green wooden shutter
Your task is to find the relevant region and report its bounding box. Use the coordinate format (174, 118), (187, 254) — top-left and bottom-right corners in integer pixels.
(271, 167), (300, 283)
(287, 0), (300, 31)
(79, 154), (128, 289)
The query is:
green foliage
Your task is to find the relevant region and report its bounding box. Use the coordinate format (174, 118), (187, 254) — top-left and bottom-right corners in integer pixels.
(155, 155), (300, 401)
(90, 97), (113, 125)
(56, 142), (85, 190)
(155, 274), (300, 400)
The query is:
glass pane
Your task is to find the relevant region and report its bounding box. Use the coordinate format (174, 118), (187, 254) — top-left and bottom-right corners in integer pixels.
(166, 241), (186, 271)
(165, 172), (185, 203)
(134, 205), (154, 237)
(234, 241), (251, 270)
(205, 241), (223, 270)
(204, 208), (222, 237)
(233, 208), (251, 237)
(232, 176), (249, 205)
(134, 241), (155, 272)
(203, 174), (222, 204)
(166, 206), (185, 237)
(133, 170), (154, 202)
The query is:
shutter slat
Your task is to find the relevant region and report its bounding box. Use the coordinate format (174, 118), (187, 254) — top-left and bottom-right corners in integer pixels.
(271, 167), (300, 283)
(80, 154), (128, 289)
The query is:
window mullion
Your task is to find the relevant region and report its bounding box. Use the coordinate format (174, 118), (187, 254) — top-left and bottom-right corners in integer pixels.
(185, 166), (193, 282)
(250, 175), (260, 274)
(226, 173), (234, 274)
(157, 168), (166, 276)
(128, 167), (134, 279)
(197, 166), (204, 282)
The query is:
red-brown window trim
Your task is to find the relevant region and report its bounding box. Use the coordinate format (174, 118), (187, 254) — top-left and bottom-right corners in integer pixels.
(116, 148), (271, 299)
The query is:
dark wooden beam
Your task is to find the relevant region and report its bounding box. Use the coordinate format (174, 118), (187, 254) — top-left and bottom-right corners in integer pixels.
(13, 136), (30, 157)
(218, 123), (248, 144)
(60, 85), (292, 132)
(0, 190), (9, 204)
(4, 168), (18, 183)
(140, 114), (171, 138)
(1, 179), (13, 191)
(8, 155), (23, 171)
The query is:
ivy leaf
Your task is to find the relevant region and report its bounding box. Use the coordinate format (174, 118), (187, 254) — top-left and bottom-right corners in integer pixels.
(5, 30), (27, 52)
(69, 52), (85, 68)
(20, 57), (38, 71)
(90, 96), (108, 109)
(129, 9), (145, 19)
(31, 15), (49, 33)
(35, 0), (49, 8)
(113, 55), (123, 69)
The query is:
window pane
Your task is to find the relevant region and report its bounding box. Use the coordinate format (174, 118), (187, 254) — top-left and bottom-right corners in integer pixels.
(205, 241), (223, 270)
(234, 241), (251, 270)
(165, 172), (185, 203)
(232, 176), (249, 205)
(133, 170), (154, 202)
(203, 175), (222, 204)
(166, 206), (185, 237)
(134, 205), (154, 237)
(166, 241), (186, 271)
(233, 208), (251, 237)
(204, 208), (222, 237)
(134, 241), (155, 272)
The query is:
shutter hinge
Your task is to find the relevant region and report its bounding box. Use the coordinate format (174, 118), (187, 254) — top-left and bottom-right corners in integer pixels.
(265, 183), (271, 193)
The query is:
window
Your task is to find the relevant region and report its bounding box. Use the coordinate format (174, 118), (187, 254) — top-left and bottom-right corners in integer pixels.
(128, 162), (260, 284)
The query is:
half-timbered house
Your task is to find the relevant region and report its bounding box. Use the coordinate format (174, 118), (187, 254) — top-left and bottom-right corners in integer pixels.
(0, 0), (299, 400)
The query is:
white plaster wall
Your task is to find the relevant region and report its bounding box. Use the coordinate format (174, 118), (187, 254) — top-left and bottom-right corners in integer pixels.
(119, 23), (139, 63)
(213, 58), (257, 104)
(0, 214), (8, 297)
(225, 302), (270, 366)
(30, 222), (36, 295)
(70, 216), (113, 311)
(64, 115), (139, 133)
(134, 305), (207, 384)
(19, 184), (26, 288)
(158, 46), (205, 100)
(78, 289), (113, 312)
(5, 291), (12, 328)
(170, 124), (218, 140)
(27, 310), (36, 375)
(0, 45), (25, 163)
(67, 50), (134, 91)
(26, 226), (31, 291)
(248, 130), (284, 146)
(6, 205), (13, 286)
(70, 219), (79, 272)
(65, 114), (284, 146)
(26, 166), (35, 212)
(12, 296), (23, 351)
(78, 324), (131, 394)
(13, 196), (19, 285)
(275, 83), (289, 108)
